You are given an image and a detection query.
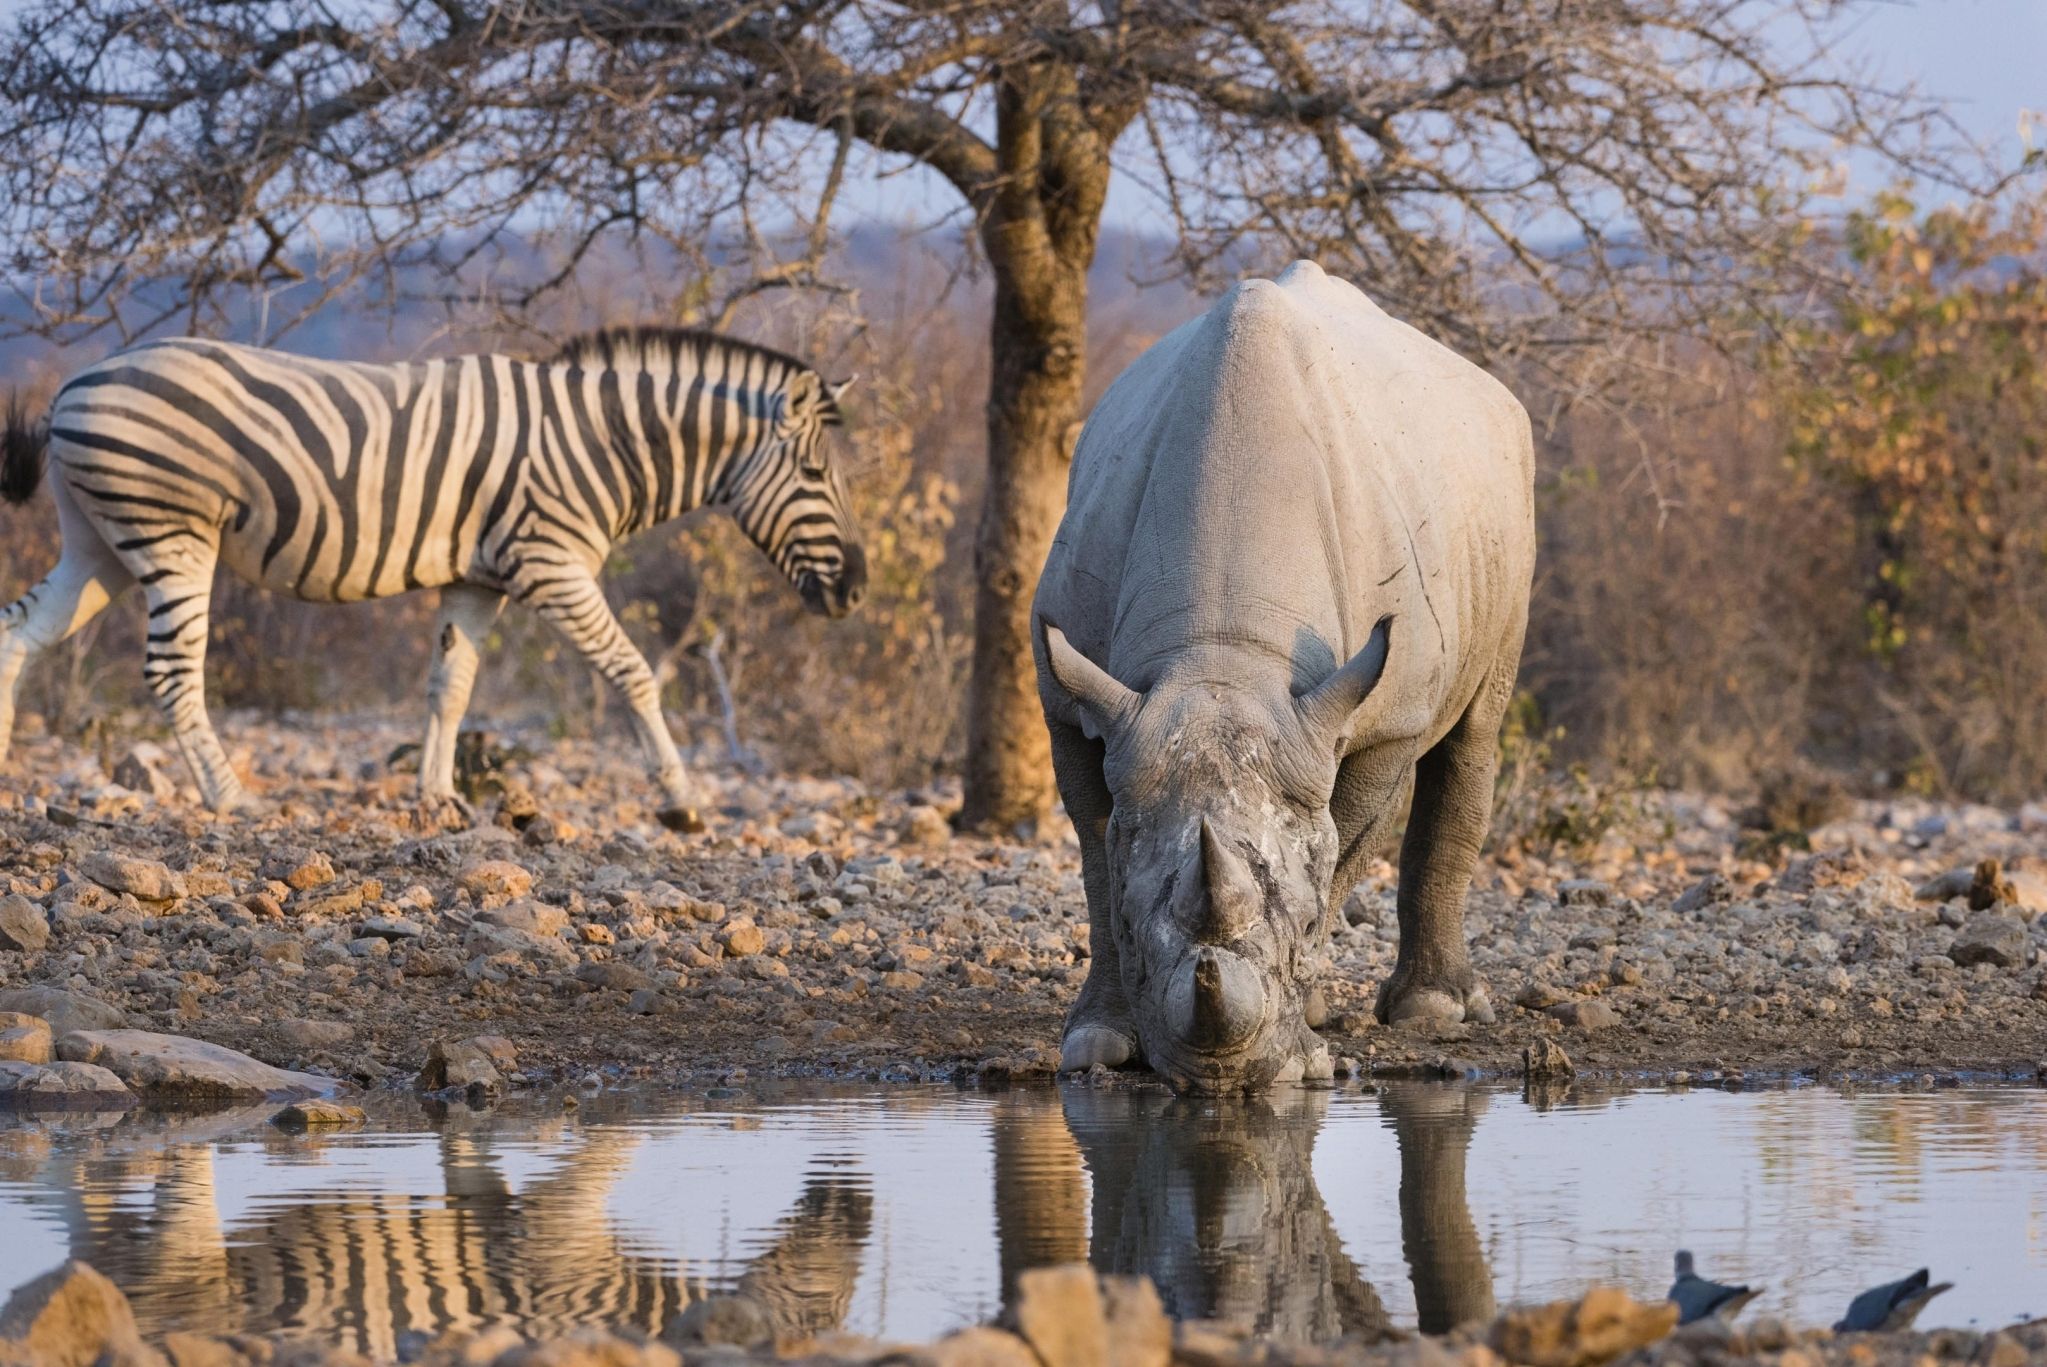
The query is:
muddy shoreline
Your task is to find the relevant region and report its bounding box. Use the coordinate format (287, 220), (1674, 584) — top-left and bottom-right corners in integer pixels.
(3, 715), (2046, 1088)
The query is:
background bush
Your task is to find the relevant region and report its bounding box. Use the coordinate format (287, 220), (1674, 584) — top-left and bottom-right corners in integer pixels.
(3, 206), (2043, 801)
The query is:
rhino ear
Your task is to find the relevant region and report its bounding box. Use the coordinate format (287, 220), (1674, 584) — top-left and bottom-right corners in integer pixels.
(1041, 620), (1141, 741)
(1294, 616), (1392, 743)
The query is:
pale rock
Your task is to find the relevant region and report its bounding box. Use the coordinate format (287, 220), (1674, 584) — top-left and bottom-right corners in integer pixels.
(463, 922), (576, 966)
(358, 915), (425, 941)
(1488, 1286), (1678, 1367)
(261, 848), (335, 892)
(718, 920), (766, 957)
(0, 1260), (163, 1367)
(899, 805), (952, 849)
(270, 1100), (367, 1130)
(0, 895), (51, 952)
(420, 1035), (517, 1091)
(1100, 1275), (1170, 1367)
(576, 963), (654, 992)
(0, 1014), (53, 1065)
(457, 858), (532, 901)
(278, 1019), (353, 1051)
(479, 899), (569, 938)
(1011, 1264), (1107, 1367)
(1547, 999), (1620, 1031)
(1951, 913), (2027, 969)
(926, 1326), (1041, 1367)
(0, 987), (125, 1037)
(57, 1030), (335, 1101)
(0, 1061), (135, 1110)
(77, 851), (185, 903)
(1523, 1037), (1575, 1081)
(1671, 873), (1733, 914)
(110, 743), (176, 800)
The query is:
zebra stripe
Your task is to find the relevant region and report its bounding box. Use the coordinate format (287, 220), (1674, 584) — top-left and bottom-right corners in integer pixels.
(41, 1130), (873, 1360)
(0, 327), (865, 822)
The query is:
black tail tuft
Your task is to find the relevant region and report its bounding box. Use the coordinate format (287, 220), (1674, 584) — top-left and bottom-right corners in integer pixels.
(0, 392), (48, 506)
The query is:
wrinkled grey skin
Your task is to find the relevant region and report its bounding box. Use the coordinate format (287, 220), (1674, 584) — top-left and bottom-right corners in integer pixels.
(1033, 261), (1535, 1091)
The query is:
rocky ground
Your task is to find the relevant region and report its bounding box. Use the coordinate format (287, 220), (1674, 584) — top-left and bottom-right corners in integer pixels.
(2, 712), (2047, 1088)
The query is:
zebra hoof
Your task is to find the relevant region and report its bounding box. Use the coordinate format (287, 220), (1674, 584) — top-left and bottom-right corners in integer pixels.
(657, 805), (707, 835)
(417, 795), (476, 832)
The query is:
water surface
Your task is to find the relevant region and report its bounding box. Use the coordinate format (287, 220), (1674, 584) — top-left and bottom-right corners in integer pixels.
(0, 1081), (2040, 1355)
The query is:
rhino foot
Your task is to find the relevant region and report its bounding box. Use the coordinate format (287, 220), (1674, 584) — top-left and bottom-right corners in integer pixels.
(1269, 1032), (1335, 1085)
(1060, 1022), (1137, 1072)
(1376, 967), (1495, 1027)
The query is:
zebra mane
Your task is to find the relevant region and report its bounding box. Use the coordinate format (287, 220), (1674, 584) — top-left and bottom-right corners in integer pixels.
(550, 326), (840, 423)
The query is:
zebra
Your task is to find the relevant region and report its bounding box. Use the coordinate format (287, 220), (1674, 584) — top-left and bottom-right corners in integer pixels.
(0, 326), (866, 830)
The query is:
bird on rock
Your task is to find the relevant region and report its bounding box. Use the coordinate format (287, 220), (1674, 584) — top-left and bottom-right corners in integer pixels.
(1668, 1250), (1762, 1325)
(1834, 1269), (1954, 1332)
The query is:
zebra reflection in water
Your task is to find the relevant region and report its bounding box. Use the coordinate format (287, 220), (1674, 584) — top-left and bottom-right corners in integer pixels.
(3, 1107), (872, 1357)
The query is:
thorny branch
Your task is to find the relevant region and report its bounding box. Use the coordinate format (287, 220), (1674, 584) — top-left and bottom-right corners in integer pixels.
(0, 0), (2002, 386)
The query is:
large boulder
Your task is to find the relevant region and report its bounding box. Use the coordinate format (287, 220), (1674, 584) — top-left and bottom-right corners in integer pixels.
(56, 1031), (336, 1102)
(0, 988), (126, 1038)
(0, 1260), (163, 1367)
(0, 1061), (136, 1111)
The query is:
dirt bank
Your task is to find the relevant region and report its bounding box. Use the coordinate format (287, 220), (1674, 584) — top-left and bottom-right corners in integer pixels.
(3, 715), (2047, 1087)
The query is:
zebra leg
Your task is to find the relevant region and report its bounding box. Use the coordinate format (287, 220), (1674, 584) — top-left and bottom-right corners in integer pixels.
(0, 538), (133, 766)
(420, 583), (505, 803)
(139, 570), (247, 814)
(517, 567), (705, 832)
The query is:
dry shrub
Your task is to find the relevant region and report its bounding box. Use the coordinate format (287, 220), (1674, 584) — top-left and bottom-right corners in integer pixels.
(1522, 359), (1860, 792)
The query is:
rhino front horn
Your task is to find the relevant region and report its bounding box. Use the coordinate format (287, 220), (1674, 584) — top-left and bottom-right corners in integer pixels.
(1195, 817), (1261, 944)
(1169, 946), (1265, 1051)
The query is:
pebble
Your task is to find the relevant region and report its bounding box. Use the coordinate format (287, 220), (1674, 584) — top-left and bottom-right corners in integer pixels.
(0, 895), (50, 952)
(457, 858), (533, 901)
(1950, 913), (2027, 968)
(719, 920), (766, 957)
(1547, 999), (1620, 1031)
(77, 851), (185, 903)
(270, 1100), (367, 1130)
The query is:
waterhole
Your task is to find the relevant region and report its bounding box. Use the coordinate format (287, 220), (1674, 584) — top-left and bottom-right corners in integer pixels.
(0, 1082), (2040, 1355)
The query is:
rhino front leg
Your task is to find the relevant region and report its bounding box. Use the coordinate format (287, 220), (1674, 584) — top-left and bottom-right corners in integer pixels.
(1376, 669), (1513, 1027)
(1049, 719), (1138, 1071)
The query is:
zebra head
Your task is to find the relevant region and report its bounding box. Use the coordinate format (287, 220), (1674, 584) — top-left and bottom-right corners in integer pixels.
(724, 370), (867, 618)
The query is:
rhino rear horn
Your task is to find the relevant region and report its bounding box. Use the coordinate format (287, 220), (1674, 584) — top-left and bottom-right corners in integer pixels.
(1041, 621), (1140, 740)
(1294, 615), (1392, 742)
(1196, 817), (1261, 943)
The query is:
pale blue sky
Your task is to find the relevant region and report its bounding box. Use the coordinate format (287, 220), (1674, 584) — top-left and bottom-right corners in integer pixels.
(1842, 0), (2043, 171)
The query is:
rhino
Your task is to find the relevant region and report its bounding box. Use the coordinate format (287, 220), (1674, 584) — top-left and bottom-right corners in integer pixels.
(1032, 260), (1535, 1090)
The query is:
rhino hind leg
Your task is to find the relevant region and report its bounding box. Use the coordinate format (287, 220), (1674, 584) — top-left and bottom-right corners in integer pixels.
(1375, 667), (1515, 1027)
(1048, 719), (1139, 1071)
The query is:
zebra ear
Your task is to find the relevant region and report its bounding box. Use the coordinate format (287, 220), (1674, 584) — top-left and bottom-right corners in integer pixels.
(822, 375), (855, 426)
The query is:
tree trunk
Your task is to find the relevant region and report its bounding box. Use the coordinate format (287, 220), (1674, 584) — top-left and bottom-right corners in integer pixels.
(957, 66), (1108, 836)
(958, 253), (1087, 835)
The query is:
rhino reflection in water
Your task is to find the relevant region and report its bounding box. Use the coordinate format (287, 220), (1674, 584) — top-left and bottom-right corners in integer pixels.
(992, 1083), (1495, 1338)
(8, 1109), (873, 1358)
